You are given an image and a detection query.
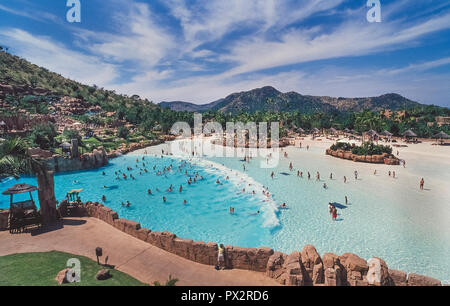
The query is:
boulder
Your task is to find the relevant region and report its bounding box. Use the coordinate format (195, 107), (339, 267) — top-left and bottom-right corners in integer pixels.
(113, 218), (141, 235)
(339, 253), (368, 273)
(285, 252), (304, 286)
(407, 273), (441, 286)
(55, 268), (69, 285)
(367, 257), (390, 286)
(96, 269), (112, 281)
(300, 245), (323, 285)
(134, 228), (151, 242)
(322, 253), (339, 269)
(388, 269), (407, 286)
(266, 252), (287, 281)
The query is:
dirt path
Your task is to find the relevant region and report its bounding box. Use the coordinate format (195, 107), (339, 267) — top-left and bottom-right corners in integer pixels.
(0, 217), (279, 286)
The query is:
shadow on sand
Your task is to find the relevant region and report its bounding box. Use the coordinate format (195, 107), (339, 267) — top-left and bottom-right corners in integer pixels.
(29, 218), (87, 236)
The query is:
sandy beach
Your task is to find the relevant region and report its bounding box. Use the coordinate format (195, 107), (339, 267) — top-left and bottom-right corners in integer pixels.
(128, 134), (450, 283)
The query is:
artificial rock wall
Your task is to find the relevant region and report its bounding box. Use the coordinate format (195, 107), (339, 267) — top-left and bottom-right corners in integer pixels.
(71, 202), (443, 286)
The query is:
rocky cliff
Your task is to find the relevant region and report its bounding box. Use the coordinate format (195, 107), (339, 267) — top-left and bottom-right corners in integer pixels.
(45, 147), (108, 173)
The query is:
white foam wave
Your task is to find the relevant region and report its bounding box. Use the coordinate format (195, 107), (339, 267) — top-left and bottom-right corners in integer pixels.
(168, 153), (280, 228)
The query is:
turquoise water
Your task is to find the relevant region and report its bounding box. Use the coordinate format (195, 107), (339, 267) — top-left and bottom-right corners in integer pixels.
(1, 144), (449, 283)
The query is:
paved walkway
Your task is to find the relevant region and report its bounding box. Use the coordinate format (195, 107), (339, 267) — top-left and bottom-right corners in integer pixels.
(0, 217), (279, 286)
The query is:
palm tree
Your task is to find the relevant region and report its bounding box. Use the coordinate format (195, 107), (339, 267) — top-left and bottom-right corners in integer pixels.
(0, 138), (58, 224)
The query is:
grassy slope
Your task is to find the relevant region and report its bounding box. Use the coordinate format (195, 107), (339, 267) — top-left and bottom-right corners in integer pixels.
(0, 251), (147, 286)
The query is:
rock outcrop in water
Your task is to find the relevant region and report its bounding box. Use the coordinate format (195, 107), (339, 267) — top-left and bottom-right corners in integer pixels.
(44, 147), (108, 173)
(31, 201), (442, 286)
(326, 148), (400, 165)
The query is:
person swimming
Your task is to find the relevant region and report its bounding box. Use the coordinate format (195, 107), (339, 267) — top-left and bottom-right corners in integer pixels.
(323, 183), (328, 189)
(148, 189), (152, 195)
(101, 195), (106, 202)
(280, 203), (287, 209)
(163, 196), (167, 203)
(249, 211), (260, 215)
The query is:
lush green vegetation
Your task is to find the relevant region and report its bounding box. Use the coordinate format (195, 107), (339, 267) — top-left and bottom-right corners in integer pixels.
(1, 50), (449, 142)
(0, 251), (147, 286)
(330, 141), (393, 156)
(330, 142), (353, 152)
(30, 123), (58, 150)
(351, 142), (393, 156)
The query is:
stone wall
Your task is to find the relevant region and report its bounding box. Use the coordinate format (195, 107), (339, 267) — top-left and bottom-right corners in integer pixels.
(46, 147), (108, 173)
(1, 201), (444, 286)
(326, 149), (400, 165)
(0, 209), (8, 231)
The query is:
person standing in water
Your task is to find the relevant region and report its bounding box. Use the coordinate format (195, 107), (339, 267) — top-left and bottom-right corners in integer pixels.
(332, 207), (338, 221)
(420, 178), (425, 190)
(345, 196), (348, 205)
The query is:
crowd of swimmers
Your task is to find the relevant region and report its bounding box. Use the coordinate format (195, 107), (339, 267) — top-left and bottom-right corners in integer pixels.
(96, 143), (426, 222)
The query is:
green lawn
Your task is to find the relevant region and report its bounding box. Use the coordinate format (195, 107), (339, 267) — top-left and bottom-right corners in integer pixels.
(0, 251), (147, 286)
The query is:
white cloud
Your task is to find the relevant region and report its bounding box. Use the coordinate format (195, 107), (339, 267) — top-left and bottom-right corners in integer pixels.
(0, 28), (119, 86)
(221, 11), (450, 77)
(77, 2), (175, 67)
(0, 3), (60, 24)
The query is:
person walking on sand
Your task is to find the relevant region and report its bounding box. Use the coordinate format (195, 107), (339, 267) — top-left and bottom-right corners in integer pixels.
(345, 196), (348, 205)
(344, 176), (347, 183)
(420, 178), (425, 190)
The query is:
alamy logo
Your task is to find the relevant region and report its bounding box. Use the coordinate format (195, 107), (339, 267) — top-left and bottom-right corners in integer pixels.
(66, 0), (81, 23)
(169, 114), (281, 168)
(66, 258), (81, 283)
(367, 0), (382, 23)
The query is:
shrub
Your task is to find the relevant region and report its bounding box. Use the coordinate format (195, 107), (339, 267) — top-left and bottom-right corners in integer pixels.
(351, 142), (392, 156)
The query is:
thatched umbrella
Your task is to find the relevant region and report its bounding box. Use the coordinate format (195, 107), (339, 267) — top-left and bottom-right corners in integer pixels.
(366, 129), (378, 137)
(60, 142), (71, 149)
(311, 128), (320, 134)
(380, 130), (393, 137)
(2, 183), (38, 195)
(433, 131), (450, 144)
(329, 128), (338, 135)
(433, 131), (449, 139)
(296, 128), (305, 134)
(402, 129), (417, 138)
(343, 128), (351, 134)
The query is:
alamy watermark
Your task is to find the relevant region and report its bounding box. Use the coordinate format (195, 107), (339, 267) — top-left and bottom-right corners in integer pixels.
(169, 114), (281, 168)
(66, 258), (81, 283)
(367, 0), (382, 23)
(66, 0), (81, 23)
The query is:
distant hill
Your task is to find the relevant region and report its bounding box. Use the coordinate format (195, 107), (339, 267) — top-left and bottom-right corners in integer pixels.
(159, 99), (224, 112)
(160, 86), (423, 114)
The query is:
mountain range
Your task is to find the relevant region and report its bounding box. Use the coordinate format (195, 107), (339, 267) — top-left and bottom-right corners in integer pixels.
(160, 86), (422, 114)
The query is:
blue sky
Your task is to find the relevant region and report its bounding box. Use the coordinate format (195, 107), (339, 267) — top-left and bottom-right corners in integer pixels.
(0, 0), (449, 107)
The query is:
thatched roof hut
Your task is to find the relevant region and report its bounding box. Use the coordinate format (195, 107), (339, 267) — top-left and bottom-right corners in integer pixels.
(433, 131), (450, 139)
(402, 129), (417, 137)
(2, 184), (38, 195)
(380, 130), (393, 137)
